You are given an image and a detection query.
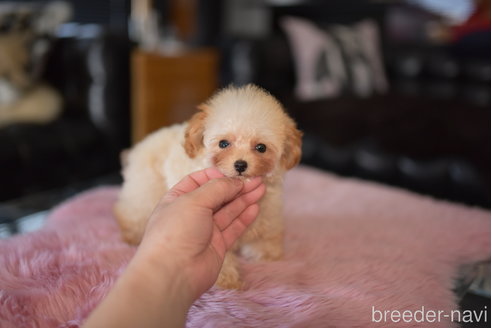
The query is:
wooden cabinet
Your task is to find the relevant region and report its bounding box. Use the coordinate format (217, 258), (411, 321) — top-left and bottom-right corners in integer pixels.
(131, 48), (218, 143)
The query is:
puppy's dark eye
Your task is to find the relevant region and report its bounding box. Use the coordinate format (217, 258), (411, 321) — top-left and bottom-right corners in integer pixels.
(218, 140), (230, 148)
(255, 143), (267, 153)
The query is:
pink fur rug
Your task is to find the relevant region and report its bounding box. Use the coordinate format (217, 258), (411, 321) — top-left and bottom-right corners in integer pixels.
(0, 166), (489, 328)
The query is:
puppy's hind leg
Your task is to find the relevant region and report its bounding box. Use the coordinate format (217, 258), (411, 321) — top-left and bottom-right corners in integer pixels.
(241, 232), (284, 261)
(114, 152), (167, 245)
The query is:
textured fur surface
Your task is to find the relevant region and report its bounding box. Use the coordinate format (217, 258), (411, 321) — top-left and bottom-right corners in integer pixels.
(0, 166), (490, 328)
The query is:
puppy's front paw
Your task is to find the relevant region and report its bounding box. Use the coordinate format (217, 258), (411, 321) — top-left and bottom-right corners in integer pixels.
(215, 252), (243, 289)
(216, 266), (243, 290)
(216, 274), (243, 290)
(241, 237), (284, 262)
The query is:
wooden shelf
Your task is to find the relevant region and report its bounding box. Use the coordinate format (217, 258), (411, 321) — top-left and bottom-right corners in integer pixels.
(131, 48), (218, 143)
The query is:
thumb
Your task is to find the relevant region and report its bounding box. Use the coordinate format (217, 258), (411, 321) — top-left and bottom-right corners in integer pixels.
(185, 177), (244, 212)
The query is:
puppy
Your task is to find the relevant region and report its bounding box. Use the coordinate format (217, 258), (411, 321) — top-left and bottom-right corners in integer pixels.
(115, 84), (302, 289)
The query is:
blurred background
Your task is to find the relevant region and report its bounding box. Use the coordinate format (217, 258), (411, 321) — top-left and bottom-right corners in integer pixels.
(0, 0), (489, 210)
(0, 0), (489, 225)
(0, 0), (489, 323)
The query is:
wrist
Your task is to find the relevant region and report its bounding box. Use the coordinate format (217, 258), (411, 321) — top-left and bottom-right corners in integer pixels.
(84, 246), (194, 328)
(131, 245), (196, 307)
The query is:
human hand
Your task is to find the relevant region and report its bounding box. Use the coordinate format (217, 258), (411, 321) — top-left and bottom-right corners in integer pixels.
(83, 168), (264, 328)
(137, 168), (266, 299)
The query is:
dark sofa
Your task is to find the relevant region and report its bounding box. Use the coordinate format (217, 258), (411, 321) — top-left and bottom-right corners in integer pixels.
(0, 26), (130, 202)
(223, 2), (490, 208)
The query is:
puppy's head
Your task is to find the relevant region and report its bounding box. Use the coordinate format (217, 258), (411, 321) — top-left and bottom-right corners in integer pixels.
(184, 84), (302, 178)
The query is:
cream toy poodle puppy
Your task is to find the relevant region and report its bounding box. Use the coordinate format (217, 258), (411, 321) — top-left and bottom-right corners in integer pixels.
(115, 84), (302, 289)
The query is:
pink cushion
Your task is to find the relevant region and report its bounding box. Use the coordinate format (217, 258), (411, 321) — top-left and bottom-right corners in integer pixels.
(0, 166), (489, 327)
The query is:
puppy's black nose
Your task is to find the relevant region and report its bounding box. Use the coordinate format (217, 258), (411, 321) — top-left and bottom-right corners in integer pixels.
(234, 160), (248, 173)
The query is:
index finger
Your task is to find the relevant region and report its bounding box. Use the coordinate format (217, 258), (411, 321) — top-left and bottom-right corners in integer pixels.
(163, 168), (225, 203)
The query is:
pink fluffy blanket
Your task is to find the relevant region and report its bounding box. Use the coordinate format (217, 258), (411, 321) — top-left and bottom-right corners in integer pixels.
(0, 166), (489, 328)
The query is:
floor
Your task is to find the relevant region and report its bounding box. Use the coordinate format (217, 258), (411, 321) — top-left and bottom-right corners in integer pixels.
(0, 172), (122, 237)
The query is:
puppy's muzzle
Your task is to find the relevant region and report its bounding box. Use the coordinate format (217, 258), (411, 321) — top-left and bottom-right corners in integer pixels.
(234, 160), (248, 174)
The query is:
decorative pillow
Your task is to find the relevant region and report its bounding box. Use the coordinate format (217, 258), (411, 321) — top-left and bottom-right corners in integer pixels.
(281, 16), (388, 101)
(0, 166), (489, 327)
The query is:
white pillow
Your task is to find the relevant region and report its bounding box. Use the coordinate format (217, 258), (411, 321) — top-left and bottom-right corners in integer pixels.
(281, 16), (388, 101)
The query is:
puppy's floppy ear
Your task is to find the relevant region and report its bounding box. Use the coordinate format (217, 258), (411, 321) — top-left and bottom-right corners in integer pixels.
(280, 121), (303, 170)
(196, 103), (211, 112)
(184, 105), (209, 158)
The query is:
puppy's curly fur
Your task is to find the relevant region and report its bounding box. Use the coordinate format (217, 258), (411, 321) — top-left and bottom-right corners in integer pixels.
(115, 84), (302, 289)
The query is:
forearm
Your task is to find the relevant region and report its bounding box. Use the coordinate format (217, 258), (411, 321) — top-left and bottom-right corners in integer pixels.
(83, 249), (194, 328)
